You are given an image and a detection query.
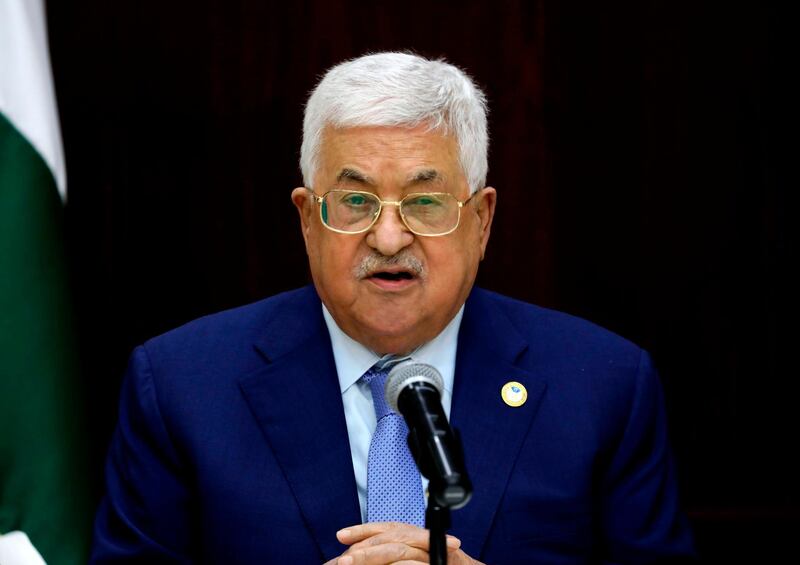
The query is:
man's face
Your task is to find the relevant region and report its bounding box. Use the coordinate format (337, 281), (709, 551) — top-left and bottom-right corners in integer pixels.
(291, 125), (496, 355)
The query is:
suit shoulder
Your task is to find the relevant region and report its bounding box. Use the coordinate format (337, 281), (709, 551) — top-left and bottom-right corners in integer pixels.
(473, 288), (643, 362)
(141, 285), (318, 362)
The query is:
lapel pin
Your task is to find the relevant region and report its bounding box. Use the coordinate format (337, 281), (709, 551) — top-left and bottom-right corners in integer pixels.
(501, 381), (527, 407)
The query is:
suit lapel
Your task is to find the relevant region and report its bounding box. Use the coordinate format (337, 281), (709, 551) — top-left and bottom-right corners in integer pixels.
(450, 289), (547, 557)
(238, 288), (360, 561)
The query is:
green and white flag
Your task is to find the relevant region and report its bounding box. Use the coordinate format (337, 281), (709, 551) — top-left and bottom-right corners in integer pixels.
(1, 1), (90, 563)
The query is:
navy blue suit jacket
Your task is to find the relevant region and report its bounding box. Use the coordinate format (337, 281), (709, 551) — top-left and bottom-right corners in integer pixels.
(91, 286), (695, 563)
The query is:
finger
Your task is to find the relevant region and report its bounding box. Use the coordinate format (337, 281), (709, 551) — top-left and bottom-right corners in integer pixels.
(337, 542), (430, 565)
(347, 524), (427, 551)
(337, 522), (407, 544)
(338, 523), (461, 551)
(349, 529), (461, 554)
(446, 535), (462, 550)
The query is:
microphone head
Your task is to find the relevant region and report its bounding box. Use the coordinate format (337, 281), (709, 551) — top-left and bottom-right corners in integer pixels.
(385, 362), (444, 413)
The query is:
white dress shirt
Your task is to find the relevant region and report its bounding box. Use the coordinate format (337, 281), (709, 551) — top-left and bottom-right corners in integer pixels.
(322, 304), (463, 523)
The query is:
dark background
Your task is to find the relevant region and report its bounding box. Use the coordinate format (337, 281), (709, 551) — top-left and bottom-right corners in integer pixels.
(46, 0), (793, 562)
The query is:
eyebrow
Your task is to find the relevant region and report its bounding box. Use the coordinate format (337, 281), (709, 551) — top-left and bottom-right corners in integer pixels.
(334, 167), (443, 188)
(336, 168), (375, 186)
(408, 169), (440, 184)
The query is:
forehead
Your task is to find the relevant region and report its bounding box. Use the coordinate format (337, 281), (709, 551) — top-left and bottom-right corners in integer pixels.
(316, 125), (463, 187)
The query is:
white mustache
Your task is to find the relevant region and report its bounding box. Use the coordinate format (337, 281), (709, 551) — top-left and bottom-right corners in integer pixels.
(354, 250), (425, 280)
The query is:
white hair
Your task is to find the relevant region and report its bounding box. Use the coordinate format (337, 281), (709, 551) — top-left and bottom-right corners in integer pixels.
(300, 52), (489, 193)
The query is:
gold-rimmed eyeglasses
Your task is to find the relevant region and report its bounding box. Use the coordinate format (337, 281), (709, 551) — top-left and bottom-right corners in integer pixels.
(307, 188), (477, 236)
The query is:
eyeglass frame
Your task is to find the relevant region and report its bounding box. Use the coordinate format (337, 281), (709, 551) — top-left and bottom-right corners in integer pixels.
(306, 187), (480, 237)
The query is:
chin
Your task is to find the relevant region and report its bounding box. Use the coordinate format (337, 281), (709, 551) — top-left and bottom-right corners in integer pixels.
(357, 313), (423, 349)
(365, 334), (420, 356)
(360, 313), (419, 338)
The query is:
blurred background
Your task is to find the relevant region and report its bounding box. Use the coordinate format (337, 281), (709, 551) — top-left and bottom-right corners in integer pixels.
(44, 0), (792, 561)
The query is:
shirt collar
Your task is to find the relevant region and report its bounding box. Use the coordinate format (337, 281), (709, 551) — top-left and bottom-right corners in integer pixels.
(322, 304), (464, 395)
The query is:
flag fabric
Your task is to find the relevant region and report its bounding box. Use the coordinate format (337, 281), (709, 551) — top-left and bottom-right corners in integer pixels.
(1, 1), (91, 563)
(0, 531), (46, 565)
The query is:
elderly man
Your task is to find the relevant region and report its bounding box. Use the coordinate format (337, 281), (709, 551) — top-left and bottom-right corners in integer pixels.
(91, 53), (695, 564)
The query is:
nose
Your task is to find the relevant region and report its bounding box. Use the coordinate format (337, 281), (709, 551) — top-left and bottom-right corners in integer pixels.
(365, 203), (414, 256)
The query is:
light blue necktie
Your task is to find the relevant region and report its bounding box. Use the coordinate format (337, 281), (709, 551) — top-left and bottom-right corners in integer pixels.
(362, 362), (426, 526)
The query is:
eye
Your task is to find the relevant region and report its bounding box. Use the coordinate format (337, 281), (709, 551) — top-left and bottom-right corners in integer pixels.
(406, 194), (443, 207)
(342, 193), (368, 206)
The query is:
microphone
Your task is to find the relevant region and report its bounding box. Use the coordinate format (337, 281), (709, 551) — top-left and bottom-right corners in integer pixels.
(385, 362), (472, 509)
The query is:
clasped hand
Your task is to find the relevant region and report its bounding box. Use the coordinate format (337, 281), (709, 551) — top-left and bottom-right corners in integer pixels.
(324, 522), (483, 565)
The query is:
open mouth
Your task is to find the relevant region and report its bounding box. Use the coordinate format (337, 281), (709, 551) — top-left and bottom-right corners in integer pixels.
(370, 271), (415, 281)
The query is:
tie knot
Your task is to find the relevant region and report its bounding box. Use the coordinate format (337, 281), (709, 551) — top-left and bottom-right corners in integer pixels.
(362, 364), (394, 420)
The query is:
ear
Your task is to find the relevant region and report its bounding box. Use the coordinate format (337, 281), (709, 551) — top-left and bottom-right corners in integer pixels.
(291, 187), (315, 252)
(473, 187), (496, 260)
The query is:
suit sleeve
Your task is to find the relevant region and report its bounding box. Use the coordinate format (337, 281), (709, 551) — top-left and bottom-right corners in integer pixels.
(90, 346), (194, 563)
(600, 350), (697, 564)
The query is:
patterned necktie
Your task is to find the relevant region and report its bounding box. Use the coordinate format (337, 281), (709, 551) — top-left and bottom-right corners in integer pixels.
(362, 362), (426, 526)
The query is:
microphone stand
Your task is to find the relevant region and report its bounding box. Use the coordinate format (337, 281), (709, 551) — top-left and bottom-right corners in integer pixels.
(407, 428), (471, 565)
(426, 500), (451, 565)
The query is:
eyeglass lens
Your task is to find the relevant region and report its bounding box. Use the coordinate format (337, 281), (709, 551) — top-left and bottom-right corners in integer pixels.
(320, 191), (460, 235)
